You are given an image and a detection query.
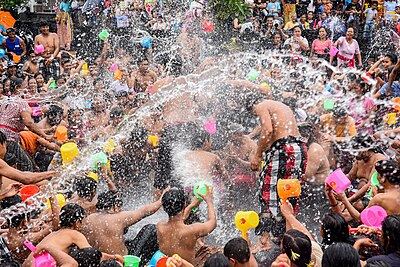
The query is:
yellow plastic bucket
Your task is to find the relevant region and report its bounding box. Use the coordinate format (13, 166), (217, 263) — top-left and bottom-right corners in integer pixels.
(60, 142), (79, 163)
(234, 211), (259, 237)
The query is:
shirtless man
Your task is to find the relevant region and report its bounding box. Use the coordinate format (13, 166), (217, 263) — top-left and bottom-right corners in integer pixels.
(88, 96), (110, 128)
(34, 21), (60, 82)
(247, 95), (307, 238)
(37, 105), (66, 135)
(69, 175), (99, 214)
(130, 58), (158, 93)
(23, 203), (122, 267)
(22, 53), (40, 77)
(157, 187), (216, 263)
(337, 160), (400, 223)
(82, 190), (163, 255)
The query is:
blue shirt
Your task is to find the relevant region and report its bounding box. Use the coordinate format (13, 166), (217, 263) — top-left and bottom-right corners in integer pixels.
(379, 82), (400, 97)
(0, 24), (6, 45)
(60, 1), (71, 12)
(267, 2), (281, 16)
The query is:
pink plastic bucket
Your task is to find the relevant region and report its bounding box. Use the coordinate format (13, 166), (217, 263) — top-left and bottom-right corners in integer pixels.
(110, 63), (118, 71)
(34, 45), (45, 54)
(360, 206), (387, 228)
(325, 168), (351, 193)
(329, 46), (338, 57)
(204, 119), (217, 134)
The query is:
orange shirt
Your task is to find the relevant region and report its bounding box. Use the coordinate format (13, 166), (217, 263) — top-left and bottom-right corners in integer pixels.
(20, 131), (40, 157)
(320, 114), (357, 137)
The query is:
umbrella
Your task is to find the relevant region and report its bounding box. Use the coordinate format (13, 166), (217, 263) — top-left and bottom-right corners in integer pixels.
(0, 11), (16, 29)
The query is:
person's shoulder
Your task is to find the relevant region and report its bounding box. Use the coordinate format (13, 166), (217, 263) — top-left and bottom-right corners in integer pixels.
(309, 142), (324, 153)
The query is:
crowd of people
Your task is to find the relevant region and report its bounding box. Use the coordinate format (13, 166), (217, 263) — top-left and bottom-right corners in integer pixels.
(0, 0), (399, 266)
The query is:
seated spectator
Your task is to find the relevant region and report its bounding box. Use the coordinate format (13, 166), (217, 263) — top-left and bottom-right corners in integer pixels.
(284, 14), (299, 31)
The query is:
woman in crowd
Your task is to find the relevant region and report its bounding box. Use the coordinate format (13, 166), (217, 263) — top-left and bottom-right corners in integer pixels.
(330, 27), (362, 68)
(310, 27), (333, 60)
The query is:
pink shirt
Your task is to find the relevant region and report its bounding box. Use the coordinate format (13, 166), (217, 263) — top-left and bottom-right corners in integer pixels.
(0, 98), (31, 142)
(312, 39), (333, 54)
(337, 36), (360, 59)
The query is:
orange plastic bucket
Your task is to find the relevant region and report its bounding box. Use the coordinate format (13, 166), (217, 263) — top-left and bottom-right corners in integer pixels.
(20, 185), (40, 201)
(277, 179), (301, 202)
(114, 70), (123, 80)
(55, 126), (68, 141)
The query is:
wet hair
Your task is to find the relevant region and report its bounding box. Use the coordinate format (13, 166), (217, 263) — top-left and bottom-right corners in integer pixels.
(190, 128), (210, 150)
(38, 21), (50, 27)
(332, 106), (347, 118)
(322, 242), (361, 267)
(115, 90), (128, 98)
(123, 126), (148, 151)
(382, 215), (400, 254)
(96, 190), (123, 211)
(375, 160), (400, 185)
(0, 195), (22, 210)
(0, 131), (6, 144)
(1, 261), (20, 267)
(241, 92), (264, 113)
(59, 203), (86, 227)
(204, 254), (230, 267)
(351, 134), (381, 154)
(365, 261), (391, 267)
(110, 106), (124, 119)
(282, 230), (312, 267)
(99, 260), (121, 267)
(6, 28), (15, 33)
(385, 54), (398, 64)
(47, 105), (64, 118)
(7, 212), (28, 228)
(70, 247), (102, 267)
(321, 213), (352, 247)
(223, 238), (250, 264)
(161, 188), (186, 217)
(298, 122), (319, 147)
(74, 176), (97, 200)
(126, 224), (158, 265)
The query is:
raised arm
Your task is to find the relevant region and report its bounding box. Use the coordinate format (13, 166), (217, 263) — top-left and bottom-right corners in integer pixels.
(21, 110), (51, 139)
(280, 201), (315, 241)
(387, 59), (400, 96)
(189, 185), (217, 237)
(119, 199), (163, 228)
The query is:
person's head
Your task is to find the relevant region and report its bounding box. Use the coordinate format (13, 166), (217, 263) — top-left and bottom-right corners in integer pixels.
(320, 213), (350, 246)
(59, 203), (86, 229)
(273, 33), (282, 45)
(74, 176), (98, 201)
(109, 106), (124, 126)
(38, 21), (50, 35)
(29, 53), (38, 64)
(6, 28), (16, 41)
(7, 211), (28, 229)
(282, 230), (312, 267)
(332, 107), (348, 125)
(241, 92), (264, 113)
(89, 65), (98, 76)
(371, 1), (378, 9)
(375, 160), (400, 186)
(2, 78), (13, 95)
(396, 5), (400, 14)
(300, 14), (307, 22)
(62, 60), (73, 73)
(47, 105), (64, 126)
(205, 254), (230, 267)
(35, 73), (45, 86)
(291, 14), (297, 22)
(346, 28), (354, 39)
(322, 242), (361, 267)
(161, 188), (186, 217)
(321, 12), (327, 20)
(293, 26), (302, 37)
(190, 127), (211, 151)
(93, 78), (105, 91)
(96, 190), (123, 212)
(138, 58), (149, 73)
(381, 215), (400, 254)
(70, 247), (102, 267)
(0, 131), (7, 159)
(347, 77), (365, 95)
(365, 261), (392, 267)
(6, 62), (17, 75)
(307, 11), (314, 20)
(319, 27), (329, 39)
(298, 122), (319, 147)
(382, 54), (397, 70)
(28, 78), (37, 90)
(266, 15), (274, 26)
(92, 96), (106, 112)
(122, 126), (148, 152)
(224, 238), (251, 267)
(115, 90), (129, 106)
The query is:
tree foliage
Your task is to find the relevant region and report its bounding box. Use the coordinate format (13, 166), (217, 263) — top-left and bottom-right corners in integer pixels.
(0, 0), (29, 11)
(209, 0), (252, 23)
